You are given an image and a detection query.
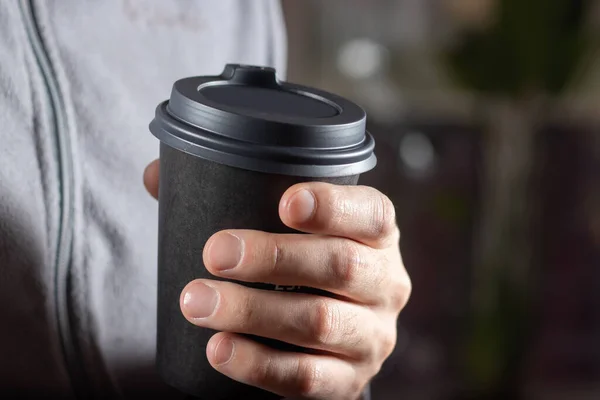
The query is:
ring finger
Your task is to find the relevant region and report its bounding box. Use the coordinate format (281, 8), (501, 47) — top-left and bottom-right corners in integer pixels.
(180, 279), (376, 359)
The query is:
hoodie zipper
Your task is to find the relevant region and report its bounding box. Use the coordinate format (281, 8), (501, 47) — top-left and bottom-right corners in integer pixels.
(18, 1), (86, 398)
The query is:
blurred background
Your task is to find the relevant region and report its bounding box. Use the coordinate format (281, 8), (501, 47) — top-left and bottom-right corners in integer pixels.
(281, 1), (600, 399)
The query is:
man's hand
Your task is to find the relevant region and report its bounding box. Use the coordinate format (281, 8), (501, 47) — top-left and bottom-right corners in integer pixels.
(144, 160), (411, 399)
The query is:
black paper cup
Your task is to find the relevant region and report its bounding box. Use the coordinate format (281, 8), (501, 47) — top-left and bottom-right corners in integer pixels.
(150, 64), (376, 399)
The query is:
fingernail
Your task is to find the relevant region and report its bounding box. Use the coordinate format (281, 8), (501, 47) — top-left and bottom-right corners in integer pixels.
(288, 189), (315, 223)
(214, 337), (235, 365)
(208, 233), (243, 271)
(182, 282), (219, 319)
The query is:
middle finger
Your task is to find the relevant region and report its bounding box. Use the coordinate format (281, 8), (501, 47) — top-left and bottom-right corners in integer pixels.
(203, 230), (392, 305)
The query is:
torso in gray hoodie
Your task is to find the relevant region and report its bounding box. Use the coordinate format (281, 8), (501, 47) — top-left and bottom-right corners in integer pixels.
(0, 1), (286, 398)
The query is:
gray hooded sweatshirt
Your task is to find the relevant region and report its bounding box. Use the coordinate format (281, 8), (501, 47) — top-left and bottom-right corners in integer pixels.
(0, 0), (287, 398)
(0, 1), (373, 399)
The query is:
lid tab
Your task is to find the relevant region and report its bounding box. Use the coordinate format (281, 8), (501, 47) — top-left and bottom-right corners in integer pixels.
(220, 64), (278, 87)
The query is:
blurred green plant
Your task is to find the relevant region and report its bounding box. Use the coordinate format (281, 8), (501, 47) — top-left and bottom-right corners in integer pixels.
(443, 0), (594, 398)
(432, 192), (471, 225)
(447, 0), (591, 96)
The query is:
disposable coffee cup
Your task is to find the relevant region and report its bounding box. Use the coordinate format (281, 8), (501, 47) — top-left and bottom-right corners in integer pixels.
(149, 64), (377, 399)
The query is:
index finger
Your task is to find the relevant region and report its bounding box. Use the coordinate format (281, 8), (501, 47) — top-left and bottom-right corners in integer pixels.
(143, 159), (160, 199)
(279, 182), (399, 249)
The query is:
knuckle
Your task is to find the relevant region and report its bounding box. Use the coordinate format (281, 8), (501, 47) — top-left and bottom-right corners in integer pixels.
(267, 235), (283, 275)
(380, 330), (397, 360)
(247, 353), (274, 388)
(237, 291), (257, 330)
(296, 358), (322, 397)
(372, 252), (392, 292)
(364, 328), (397, 379)
(331, 242), (363, 288)
(310, 299), (339, 346)
(329, 189), (350, 228)
(374, 193), (398, 243)
(342, 311), (368, 357)
(389, 273), (412, 311)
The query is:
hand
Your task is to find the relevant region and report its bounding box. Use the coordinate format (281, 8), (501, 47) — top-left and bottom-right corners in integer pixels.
(144, 160), (411, 400)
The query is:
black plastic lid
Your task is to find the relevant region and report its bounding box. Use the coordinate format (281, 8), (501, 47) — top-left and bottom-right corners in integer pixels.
(149, 64), (376, 177)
